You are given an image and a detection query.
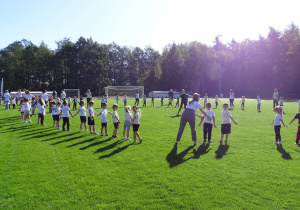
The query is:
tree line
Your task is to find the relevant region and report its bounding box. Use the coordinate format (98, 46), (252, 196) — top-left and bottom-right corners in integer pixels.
(1, 23), (299, 98)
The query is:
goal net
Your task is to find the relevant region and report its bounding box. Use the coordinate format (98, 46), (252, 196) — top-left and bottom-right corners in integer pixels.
(105, 86), (144, 98)
(64, 89), (80, 99)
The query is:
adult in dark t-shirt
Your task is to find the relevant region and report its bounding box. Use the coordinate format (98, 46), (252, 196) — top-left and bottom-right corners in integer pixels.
(289, 112), (300, 144)
(168, 89), (174, 99)
(176, 89), (190, 116)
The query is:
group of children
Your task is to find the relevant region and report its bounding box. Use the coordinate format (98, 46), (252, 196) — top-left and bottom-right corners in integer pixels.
(17, 94), (143, 143)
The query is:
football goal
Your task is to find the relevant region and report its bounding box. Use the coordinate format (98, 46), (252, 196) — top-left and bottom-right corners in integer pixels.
(64, 89), (80, 99)
(105, 86), (144, 98)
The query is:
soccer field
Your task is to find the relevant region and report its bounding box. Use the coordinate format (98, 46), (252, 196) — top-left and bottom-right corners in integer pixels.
(1, 98), (300, 209)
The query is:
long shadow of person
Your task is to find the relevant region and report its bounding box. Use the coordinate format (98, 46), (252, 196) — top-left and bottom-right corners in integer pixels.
(166, 146), (194, 168)
(99, 143), (133, 159)
(193, 143), (211, 159)
(215, 144), (230, 159)
(276, 144), (292, 160)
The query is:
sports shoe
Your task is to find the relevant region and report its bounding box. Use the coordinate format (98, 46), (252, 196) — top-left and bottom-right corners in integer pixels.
(29, 121), (31, 123)
(139, 138), (143, 143)
(90, 132), (93, 134)
(126, 138), (131, 140)
(203, 140), (207, 144)
(24, 121), (27, 123)
(273, 141), (278, 144)
(80, 130), (83, 132)
(219, 140), (223, 144)
(278, 141), (281, 145)
(85, 130), (88, 132)
(208, 141), (213, 144)
(41, 124), (46, 126)
(114, 136), (119, 138)
(123, 137), (126, 140)
(62, 129), (66, 131)
(57, 128), (61, 130)
(225, 140), (228, 144)
(67, 129), (71, 131)
(100, 134), (104, 136)
(295, 142), (299, 145)
(93, 133), (99, 135)
(105, 134), (108, 136)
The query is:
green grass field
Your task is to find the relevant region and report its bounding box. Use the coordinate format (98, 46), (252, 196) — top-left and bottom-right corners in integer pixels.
(1, 98), (300, 209)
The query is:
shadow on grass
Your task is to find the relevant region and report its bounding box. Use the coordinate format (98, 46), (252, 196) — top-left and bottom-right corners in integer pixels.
(93, 139), (125, 154)
(215, 144), (230, 159)
(166, 146), (194, 168)
(169, 115), (180, 118)
(22, 130), (60, 140)
(193, 143), (211, 159)
(67, 137), (98, 147)
(80, 137), (113, 150)
(98, 143), (133, 159)
(276, 144), (292, 160)
(42, 132), (77, 142)
(51, 135), (84, 145)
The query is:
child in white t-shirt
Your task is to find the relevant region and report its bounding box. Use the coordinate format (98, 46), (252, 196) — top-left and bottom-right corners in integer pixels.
(240, 96), (245, 110)
(132, 105), (142, 143)
(112, 104), (121, 138)
(143, 95), (147, 107)
(55, 102), (62, 129)
(220, 103), (237, 144)
(269, 106), (287, 144)
(123, 95), (127, 107)
(196, 103), (216, 143)
(51, 102), (56, 127)
(168, 96), (173, 107)
(87, 101), (99, 135)
(23, 98), (31, 123)
(257, 95), (261, 112)
(99, 102), (112, 136)
(37, 98), (46, 126)
(74, 100), (88, 132)
(214, 95), (221, 109)
(18, 99), (25, 122)
(60, 101), (74, 131)
(123, 106), (133, 140)
(11, 98), (16, 109)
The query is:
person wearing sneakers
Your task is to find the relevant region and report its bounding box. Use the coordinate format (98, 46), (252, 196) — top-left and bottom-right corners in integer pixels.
(123, 106), (133, 140)
(99, 102), (112, 136)
(88, 101), (99, 135)
(269, 106), (287, 144)
(74, 100), (88, 132)
(112, 104), (121, 138)
(60, 101), (74, 131)
(289, 110), (300, 145)
(132, 105), (142, 143)
(196, 103), (216, 144)
(220, 103), (237, 144)
(23, 98), (32, 123)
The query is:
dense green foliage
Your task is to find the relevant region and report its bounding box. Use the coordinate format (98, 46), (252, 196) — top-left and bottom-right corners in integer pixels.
(1, 24), (300, 98)
(1, 98), (300, 209)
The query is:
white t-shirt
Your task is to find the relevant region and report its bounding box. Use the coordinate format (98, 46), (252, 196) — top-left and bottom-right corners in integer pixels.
(133, 112), (140, 124)
(204, 96), (208, 102)
(61, 92), (66, 98)
(242, 98), (245, 102)
(79, 106), (86, 117)
(51, 106), (56, 115)
(88, 107), (94, 117)
(41, 106), (46, 115)
(3, 93), (10, 101)
(20, 104), (24, 112)
(12, 99), (16, 104)
(24, 102), (30, 111)
(113, 111), (119, 123)
(257, 98), (261, 104)
(41, 93), (48, 101)
(136, 93), (139, 99)
(55, 107), (61, 115)
(280, 100), (283, 106)
(124, 110), (132, 121)
(124, 97), (127, 101)
(86, 93), (91, 98)
(203, 110), (215, 124)
(24, 94), (32, 100)
(186, 101), (202, 112)
(221, 110), (231, 124)
(101, 109), (108, 123)
(18, 91), (22, 98)
(36, 103), (43, 114)
(61, 106), (70, 118)
(274, 114), (282, 126)
(229, 93), (234, 99)
(215, 97), (219, 102)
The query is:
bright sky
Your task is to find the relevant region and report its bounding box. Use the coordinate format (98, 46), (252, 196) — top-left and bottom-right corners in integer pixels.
(1, 0), (300, 51)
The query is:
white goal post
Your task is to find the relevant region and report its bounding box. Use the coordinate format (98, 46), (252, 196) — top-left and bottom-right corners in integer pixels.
(64, 89), (80, 99)
(105, 86), (144, 98)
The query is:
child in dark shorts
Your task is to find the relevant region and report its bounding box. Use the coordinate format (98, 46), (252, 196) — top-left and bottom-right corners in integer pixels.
(220, 103), (237, 144)
(112, 104), (121, 138)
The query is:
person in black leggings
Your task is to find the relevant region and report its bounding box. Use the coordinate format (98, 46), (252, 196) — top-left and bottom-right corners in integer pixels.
(176, 89), (190, 116)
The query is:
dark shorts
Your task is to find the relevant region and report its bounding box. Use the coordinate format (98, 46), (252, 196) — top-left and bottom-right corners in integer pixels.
(88, 117), (95, 125)
(54, 115), (60, 121)
(102, 122), (107, 128)
(221, 124), (231, 134)
(52, 115), (56, 120)
(216, 102), (218, 105)
(21, 112), (24, 114)
(133, 124), (140, 132)
(80, 116), (86, 123)
(230, 99), (234, 103)
(114, 123), (119, 129)
(38, 113), (43, 118)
